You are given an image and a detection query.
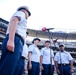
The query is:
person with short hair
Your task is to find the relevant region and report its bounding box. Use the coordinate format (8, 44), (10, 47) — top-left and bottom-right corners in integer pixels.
(54, 44), (73, 75)
(0, 6), (31, 75)
(40, 40), (55, 75)
(28, 38), (41, 75)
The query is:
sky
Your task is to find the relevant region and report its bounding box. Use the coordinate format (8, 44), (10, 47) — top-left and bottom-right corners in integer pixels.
(0, 0), (76, 32)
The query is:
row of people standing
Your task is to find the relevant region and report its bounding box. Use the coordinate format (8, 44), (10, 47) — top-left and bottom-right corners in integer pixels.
(27, 38), (54, 75)
(11, 32), (73, 75)
(27, 38), (73, 75)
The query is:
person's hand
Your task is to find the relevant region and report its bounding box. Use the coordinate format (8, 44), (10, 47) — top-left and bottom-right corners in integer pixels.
(24, 67), (26, 73)
(6, 39), (14, 52)
(28, 63), (32, 70)
(70, 69), (74, 74)
(40, 65), (44, 70)
(56, 69), (60, 74)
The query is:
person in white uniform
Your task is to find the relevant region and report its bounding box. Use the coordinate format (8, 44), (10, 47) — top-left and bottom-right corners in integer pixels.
(0, 6), (31, 75)
(22, 32), (29, 59)
(54, 44), (73, 75)
(28, 38), (41, 75)
(40, 40), (55, 75)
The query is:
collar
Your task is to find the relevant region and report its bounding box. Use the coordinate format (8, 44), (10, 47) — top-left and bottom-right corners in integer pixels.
(59, 50), (65, 52)
(59, 50), (66, 53)
(45, 47), (50, 49)
(33, 44), (37, 47)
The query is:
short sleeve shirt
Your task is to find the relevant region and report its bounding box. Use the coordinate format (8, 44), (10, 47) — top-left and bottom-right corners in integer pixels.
(54, 51), (73, 64)
(6, 11), (27, 43)
(28, 44), (40, 62)
(22, 44), (28, 59)
(41, 47), (54, 64)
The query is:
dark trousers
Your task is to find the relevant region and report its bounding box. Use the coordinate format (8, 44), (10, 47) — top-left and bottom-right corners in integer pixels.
(14, 57), (25, 75)
(28, 61), (40, 75)
(58, 64), (71, 75)
(41, 64), (54, 75)
(0, 35), (23, 75)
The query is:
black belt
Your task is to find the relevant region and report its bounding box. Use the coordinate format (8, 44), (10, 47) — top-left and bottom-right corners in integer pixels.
(21, 56), (25, 60)
(58, 64), (69, 66)
(7, 33), (24, 45)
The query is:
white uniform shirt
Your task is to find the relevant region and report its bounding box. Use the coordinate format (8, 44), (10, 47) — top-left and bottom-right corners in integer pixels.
(41, 47), (54, 65)
(54, 51), (73, 64)
(6, 11), (27, 43)
(22, 44), (28, 59)
(28, 44), (40, 62)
